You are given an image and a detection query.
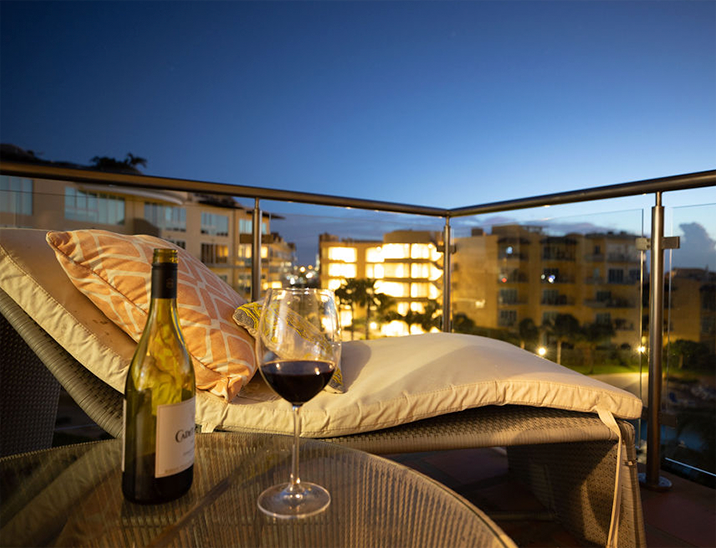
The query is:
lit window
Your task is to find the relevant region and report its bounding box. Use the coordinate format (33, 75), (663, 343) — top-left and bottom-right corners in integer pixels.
(328, 247), (357, 262)
(0, 176), (33, 215)
(411, 263), (429, 279)
(201, 243), (229, 264)
(339, 309), (353, 328)
(377, 281), (408, 297)
(382, 244), (410, 259)
(328, 263), (356, 278)
(261, 246), (268, 259)
(411, 243), (432, 259)
(429, 285), (440, 300)
(328, 279), (343, 291)
(411, 283), (430, 298)
(366, 247), (383, 263)
(237, 244), (251, 259)
(382, 320), (408, 337)
(384, 263), (409, 278)
(367, 264), (384, 279)
(397, 302), (410, 315)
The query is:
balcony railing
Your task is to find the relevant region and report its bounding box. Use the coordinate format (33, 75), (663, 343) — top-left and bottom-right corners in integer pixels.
(1, 160), (715, 489)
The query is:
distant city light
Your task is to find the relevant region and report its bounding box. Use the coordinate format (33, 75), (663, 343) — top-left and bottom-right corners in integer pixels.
(537, 347), (547, 357)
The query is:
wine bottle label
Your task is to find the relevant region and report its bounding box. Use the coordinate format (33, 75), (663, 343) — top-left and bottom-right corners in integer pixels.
(155, 397), (195, 478)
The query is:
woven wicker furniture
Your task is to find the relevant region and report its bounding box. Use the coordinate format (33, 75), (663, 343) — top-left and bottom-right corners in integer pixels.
(0, 226), (646, 547)
(0, 433), (516, 548)
(0, 290), (646, 547)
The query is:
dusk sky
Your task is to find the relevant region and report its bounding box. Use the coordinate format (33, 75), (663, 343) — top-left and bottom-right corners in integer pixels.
(1, 1), (714, 263)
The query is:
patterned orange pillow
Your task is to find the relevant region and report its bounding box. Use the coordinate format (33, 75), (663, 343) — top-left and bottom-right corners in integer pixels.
(46, 229), (255, 401)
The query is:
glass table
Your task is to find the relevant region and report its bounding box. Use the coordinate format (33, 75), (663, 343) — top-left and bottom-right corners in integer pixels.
(0, 433), (516, 547)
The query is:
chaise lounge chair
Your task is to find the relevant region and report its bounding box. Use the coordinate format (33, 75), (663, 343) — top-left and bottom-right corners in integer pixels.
(0, 227), (646, 547)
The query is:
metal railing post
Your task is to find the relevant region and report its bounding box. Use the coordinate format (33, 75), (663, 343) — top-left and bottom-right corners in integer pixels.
(442, 217), (452, 333)
(251, 198), (262, 302)
(642, 192), (672, 490)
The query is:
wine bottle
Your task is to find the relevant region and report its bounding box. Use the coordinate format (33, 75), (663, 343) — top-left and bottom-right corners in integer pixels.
(122, 248), (196, 504)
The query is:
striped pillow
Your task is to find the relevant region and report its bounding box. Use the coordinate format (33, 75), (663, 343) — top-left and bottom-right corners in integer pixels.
(46, 230), (255, 401)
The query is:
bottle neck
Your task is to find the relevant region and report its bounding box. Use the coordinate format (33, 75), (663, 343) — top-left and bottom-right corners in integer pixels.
(151, 263), (178, 300)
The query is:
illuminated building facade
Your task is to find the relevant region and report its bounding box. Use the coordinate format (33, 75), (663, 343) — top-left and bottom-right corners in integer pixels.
(452, 224), (643, 348)
(319, 230), (444, 336)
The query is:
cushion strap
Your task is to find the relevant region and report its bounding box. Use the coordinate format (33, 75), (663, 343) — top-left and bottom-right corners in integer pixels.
(597, 407), (623, 548)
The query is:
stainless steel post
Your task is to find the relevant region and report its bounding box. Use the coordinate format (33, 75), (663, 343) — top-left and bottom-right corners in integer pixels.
(442, 217), (452, 333)
(643, 192), (672, 490)
(251, 198), (262, 302)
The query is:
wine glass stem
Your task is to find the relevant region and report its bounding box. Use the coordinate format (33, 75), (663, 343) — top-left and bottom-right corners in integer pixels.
(289, 404), (301, 491)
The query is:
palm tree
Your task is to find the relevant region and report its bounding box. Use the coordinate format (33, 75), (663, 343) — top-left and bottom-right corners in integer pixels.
(417, 300), (442, 333)
(335, 278), (394, 340)
(385, 308), (422, 335)
(125, 153), (147, 169)
(580, 322), (615, 373)
(544, 314), (580, 364)
(335, 279), (360, 340)
(90, 153), (147, 172)
(518, 317), (539, 350)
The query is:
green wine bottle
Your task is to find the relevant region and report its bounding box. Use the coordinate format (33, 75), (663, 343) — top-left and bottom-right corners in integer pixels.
(122, 248), (196, 504)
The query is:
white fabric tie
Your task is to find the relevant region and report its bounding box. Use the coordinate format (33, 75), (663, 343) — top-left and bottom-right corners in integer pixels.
(597, 407), (624, 548)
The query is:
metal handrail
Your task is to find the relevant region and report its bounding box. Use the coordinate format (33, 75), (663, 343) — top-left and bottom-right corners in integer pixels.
(0, 161), (449, 217)
(2, 159), (715, 488)
(449, 169), (716, 217)
(2, 161), (713, 217)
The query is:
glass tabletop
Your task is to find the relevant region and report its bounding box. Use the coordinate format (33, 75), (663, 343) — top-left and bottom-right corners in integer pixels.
(0, 433), (515, 547)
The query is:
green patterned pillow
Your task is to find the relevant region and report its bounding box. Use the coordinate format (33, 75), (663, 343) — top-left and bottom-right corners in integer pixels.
(233, 301), (345, 394)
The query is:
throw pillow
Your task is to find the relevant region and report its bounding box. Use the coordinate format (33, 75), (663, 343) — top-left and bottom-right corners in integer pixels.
(46, 229), (255, 401)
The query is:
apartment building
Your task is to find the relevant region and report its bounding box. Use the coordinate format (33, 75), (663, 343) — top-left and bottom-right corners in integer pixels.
(319, 230), (443, 336)
(0, 173), (295, 299)
(451, 224), (643, 348)
(666, 268), (716, 354)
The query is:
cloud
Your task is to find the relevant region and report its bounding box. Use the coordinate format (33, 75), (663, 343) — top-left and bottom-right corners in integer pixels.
(674, 223), (716, 270)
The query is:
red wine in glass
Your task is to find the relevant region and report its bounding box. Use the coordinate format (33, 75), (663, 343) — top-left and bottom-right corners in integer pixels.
(261, 360), (335, 406)
(256, 288), (341, 519)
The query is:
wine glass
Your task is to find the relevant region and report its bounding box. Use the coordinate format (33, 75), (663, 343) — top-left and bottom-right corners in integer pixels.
(256, 288), (341, 519)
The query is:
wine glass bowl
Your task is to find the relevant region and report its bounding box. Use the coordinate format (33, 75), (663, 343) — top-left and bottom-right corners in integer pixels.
(256, 288), (341, 519)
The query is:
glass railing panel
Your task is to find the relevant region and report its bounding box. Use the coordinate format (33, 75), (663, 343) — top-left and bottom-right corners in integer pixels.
(661, 201), (716, 482)
(253, 199), (446, 341)
(449, 204), (647, 395)
(2, 174), (450, 342)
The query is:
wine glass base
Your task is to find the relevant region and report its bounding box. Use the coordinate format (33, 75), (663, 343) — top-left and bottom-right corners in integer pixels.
(257, 482), (331, 519)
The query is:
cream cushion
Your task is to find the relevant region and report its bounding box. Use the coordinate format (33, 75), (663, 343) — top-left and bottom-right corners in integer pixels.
(219, 332), (643, 436)
(0, 228), (642, 438)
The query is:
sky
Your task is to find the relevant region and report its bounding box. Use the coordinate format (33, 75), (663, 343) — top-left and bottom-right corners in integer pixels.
(1, 0), (715, 264)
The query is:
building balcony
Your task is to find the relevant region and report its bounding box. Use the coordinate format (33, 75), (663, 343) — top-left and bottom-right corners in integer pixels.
(585, 298), (636, 308)
(1, 160), (714, 544)
(540, 295), (575, 306)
